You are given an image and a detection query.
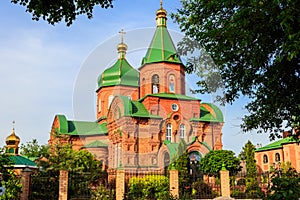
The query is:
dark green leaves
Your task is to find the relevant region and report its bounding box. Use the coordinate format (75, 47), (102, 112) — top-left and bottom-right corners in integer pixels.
(11, 0), (114, 26)
(173, 0), (300, 138)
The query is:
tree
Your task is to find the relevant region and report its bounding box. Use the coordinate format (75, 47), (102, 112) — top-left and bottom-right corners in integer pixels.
(266, 162), (300, 200)
(20, 139), (49, 158)
(11, 0), (113, 26)
(198, 150), (241, 176)
(240, 141), (264, 198)
(172, 1), (300, 139)
(0, 148), (22, 200)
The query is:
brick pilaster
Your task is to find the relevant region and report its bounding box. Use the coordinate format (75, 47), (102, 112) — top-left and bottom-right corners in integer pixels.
(20, 168), (32, 200)
(220, 168), (230, 197)
(116, 168), (125, 200)
(169, 169), (179, 198)
(59, 170), (68, 200)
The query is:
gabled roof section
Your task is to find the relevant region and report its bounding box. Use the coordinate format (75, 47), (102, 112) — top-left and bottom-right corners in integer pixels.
(189, 136), (212, 151)
(141, 26), (182, 66)
(190, 103), (224, 123)
(9, 155), (37, 167)
(163, 140), (179, 160)
(255, 136), (297, 152)
(55, 115), (108, 136)
(97, 58), (139, 89)
(113, 96), (162, 119)
(139, 93), (200, 102)
(81, 140), (108, 148)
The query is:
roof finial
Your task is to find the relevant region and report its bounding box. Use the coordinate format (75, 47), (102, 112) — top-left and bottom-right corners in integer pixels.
(160, 0), (163, 9)
(117, 29), (128, 59)
(156, 0), (167, 27)
(119, 29), (126, 44)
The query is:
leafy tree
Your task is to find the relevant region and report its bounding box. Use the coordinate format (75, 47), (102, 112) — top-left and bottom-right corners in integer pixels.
(198, 150), (241, 176)
(20, 139), (49, 158)
(11, 0), (113, 26)
(172, 0), (300, 139)
(171, 139), (192, 196)
(266, 163), (300, 200)
(240, 141), (264, 198)
(0, 148), (22, 200)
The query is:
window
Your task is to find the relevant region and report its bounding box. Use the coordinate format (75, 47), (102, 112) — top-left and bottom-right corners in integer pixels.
(108, 95), (114, 108)
(152, 74), (159, 94)
(180, 124), (185, 139)
(263, 154), (268, 163)
(98, 98), (101, 112)
(275, 153), (280, 162)
(172, 103), (178, 111)
(169, 74), (175, 92)
(166, 123), (172, 141)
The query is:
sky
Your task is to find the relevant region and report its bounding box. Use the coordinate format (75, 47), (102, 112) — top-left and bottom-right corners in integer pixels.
(0, 0), (273, 154)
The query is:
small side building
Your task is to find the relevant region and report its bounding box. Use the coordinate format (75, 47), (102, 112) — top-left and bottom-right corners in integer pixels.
(255, 131), (300, 172)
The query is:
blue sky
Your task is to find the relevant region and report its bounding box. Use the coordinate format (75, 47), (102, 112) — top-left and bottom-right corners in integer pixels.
(0, 0), (272, 154)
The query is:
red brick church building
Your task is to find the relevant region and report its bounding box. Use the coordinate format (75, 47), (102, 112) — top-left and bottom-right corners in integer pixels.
(49, 4), (224, 173)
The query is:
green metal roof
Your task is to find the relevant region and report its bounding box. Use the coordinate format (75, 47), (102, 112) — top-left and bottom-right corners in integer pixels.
(190, 103), (224, 123)
(255, 136), (297, 152)
(189, 136), (212, 151)
(141, 26), (182, 66)
(56, 115), (108, 136)
(82, 140), (108, 148)
(139, 93), (200, 102)
(163, 140), (179, 160)
(97, 58), (139, 89)
(9, 155), (37, 167)
(113, 96), (162, 119)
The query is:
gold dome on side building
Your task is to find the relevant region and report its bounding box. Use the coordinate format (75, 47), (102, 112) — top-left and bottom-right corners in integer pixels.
(6, 128), (20, 154)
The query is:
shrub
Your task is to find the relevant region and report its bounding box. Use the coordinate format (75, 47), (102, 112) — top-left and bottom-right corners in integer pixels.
(125, 175), (169, 200)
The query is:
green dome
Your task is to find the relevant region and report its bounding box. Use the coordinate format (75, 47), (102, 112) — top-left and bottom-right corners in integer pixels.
(97, 58), (139, 89)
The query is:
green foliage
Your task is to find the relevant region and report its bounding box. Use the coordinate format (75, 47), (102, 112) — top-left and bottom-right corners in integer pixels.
(172, 0), (300, 139)
(11, 0), (113, 26)
(0, 170), (22, 200)
(125, 175), (169, 200)
(265, 165), (300, 200)
(199, 150), (241, 176)
(0, 149), (22, 200)
(91, 184), (115, 200)
(171, 139), (192, 196)
(20, 139), (49, 158)
(191, 181), (217, 199)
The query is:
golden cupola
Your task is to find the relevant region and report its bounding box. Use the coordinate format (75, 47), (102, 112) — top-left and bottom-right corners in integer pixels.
(5, 128), (20, 154)
(156, 0), (167, 26)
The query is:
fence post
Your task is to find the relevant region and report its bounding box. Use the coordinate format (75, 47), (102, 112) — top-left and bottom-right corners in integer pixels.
(169, 167), (179, 198)
(220, 165), (230, 197)
(20, 167), (32, 200)
(116, 166), (125, 200)
(59, 170), (68, 200)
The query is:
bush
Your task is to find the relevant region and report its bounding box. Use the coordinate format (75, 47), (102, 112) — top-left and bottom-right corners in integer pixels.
(125, 175), (169, 200)
(191, 181), (217, 199)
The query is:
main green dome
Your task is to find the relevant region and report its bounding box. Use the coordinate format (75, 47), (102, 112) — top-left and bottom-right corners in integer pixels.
(97, 42), (139, 89)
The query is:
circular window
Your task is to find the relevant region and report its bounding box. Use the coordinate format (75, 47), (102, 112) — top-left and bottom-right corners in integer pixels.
(171, 103), (178, 111)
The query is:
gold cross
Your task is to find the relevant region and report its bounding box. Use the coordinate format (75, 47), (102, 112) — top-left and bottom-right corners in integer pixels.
(119, 29), (126, 43)
(160, 0), (163, 8)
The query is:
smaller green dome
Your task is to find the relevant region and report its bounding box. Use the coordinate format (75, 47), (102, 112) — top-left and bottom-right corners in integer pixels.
(97, 57), (139, 89)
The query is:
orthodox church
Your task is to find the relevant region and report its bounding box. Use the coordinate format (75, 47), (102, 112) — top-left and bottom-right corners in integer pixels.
(49, 3), (224, 173)
(4, 125), (37, 174)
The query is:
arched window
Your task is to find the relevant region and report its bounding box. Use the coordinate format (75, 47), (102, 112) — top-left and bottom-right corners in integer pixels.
(180, 124), (185, 139)
(166, 123), (172, 141)
(169, 74), (175, 92)
(98, 98), (101, 112)
(263, 154), (268, 163)
(152, 74), (159, 94)
(275, 153), (280, 162)
(108, 95), (114, 108)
